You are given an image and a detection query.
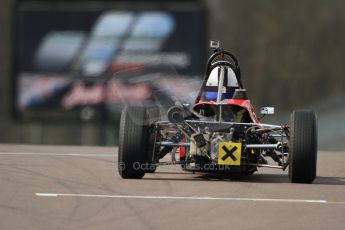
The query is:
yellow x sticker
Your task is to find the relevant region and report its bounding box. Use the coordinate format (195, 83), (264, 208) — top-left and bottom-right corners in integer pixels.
(218, 142), (242, 166)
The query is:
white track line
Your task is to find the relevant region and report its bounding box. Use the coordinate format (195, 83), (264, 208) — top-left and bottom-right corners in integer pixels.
(0, 152), (115, 157)
(35, 193), (331, 204)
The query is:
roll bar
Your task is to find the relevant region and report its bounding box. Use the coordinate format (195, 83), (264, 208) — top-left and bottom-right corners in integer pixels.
(195, 49), (243, 103)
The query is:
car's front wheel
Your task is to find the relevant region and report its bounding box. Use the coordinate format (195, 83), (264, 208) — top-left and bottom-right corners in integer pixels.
(118, 106), (148, 179)
(288, 109), (317, 183)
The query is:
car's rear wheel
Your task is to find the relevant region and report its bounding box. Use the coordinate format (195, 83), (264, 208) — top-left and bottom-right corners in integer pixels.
(118, 106), (149, 179)
(289, 109), (317, 183)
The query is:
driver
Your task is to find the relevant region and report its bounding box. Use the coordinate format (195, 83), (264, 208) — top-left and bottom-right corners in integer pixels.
(204, 66), (239, 101)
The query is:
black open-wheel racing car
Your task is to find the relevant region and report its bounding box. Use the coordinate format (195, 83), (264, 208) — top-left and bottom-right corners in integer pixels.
(118, 40), (318, 183)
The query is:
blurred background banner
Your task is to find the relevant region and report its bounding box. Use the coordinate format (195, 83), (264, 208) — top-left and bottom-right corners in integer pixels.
(1, 0), (345, 149)
(14, 1), (206, 121)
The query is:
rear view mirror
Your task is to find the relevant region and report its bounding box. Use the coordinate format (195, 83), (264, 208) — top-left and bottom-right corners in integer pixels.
(260, 107), (275, 115)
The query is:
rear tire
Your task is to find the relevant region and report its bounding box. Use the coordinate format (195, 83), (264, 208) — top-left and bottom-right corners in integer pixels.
(118, 106), (148, 179)
(289, 109), (317, 183)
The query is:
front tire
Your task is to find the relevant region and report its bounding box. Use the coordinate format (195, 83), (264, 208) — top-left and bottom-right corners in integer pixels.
(118, 106), (148, 179)
(289, 110), (317, 183)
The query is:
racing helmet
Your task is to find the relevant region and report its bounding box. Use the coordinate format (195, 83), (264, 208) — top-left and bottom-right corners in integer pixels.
(204, 67), (239, 100)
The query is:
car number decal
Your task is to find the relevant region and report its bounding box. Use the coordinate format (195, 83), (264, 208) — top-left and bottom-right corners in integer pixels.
(218, 142), (242, 165)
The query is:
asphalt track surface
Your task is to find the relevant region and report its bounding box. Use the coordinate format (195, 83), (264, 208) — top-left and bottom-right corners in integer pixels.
(0, 144), (345, 230)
